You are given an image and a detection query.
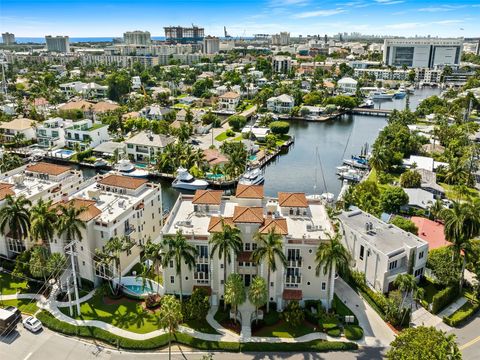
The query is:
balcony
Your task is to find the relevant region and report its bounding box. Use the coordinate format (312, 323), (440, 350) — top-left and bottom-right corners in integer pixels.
(124, 225), (135, 236)
(388, 266), (408, 277)
(195, 256), (209, 264)
(287, 257), (302, 267)
(284, 274), (302, 287)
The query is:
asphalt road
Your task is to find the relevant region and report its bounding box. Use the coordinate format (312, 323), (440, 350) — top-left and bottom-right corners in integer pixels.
(0, 325), (386, 360)
(449, 311), (480, 360)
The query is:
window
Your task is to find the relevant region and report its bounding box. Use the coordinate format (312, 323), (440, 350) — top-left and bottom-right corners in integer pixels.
(270, 282), (274, 287)
(170, 276), (175, 284)
(419, 251), (424, 259)
(239, 261), (244, 267)
(82, 261), (85, 266)
(359, 245), (365, 260)
(321, 282), (326, 290)
(244, 243), (250, 251)
(252, 243), (257, 251)
(169, 260), (174, 268)
(389, 260), (398, 270)
(414, 268), (424, 277)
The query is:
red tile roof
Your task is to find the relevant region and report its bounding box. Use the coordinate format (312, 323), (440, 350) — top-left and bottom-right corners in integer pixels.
(278, 192), (308, 208)
(207, 217), (235, 233)
(259, 218), (288, 235)
(192, 190), (223, 205)
(282, 289), (303, 301)
(236, 184), (264, 199)
(98, 174), (147, 190)
(26, 162), (71, 176)
(0, 183), (15, 200)
(233, 206), (264, 223)
(56, 198), (102, 222)
(411, 216), (451, 250)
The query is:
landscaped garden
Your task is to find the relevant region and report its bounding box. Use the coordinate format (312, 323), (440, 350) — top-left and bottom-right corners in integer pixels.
(0, 272), (30, 295)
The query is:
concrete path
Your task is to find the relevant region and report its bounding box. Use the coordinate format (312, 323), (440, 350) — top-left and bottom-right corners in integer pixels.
(411, 306), (451, 332)
(334, 277), (395, 347)
(206, 305), (239, 341)
(239, 299), (255, 339)
(438, 297), (469, 318)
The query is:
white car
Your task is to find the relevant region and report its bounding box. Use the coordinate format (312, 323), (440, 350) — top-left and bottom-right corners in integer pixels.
(22, 316), (43, 333)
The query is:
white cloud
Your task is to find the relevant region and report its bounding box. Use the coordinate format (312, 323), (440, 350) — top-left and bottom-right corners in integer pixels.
(375, 0), (404, 5)
(385, 22), (422, 29)
(432, 19), (464, 25)
(418, 5), (465, 12)
(294, 9), (346, 18)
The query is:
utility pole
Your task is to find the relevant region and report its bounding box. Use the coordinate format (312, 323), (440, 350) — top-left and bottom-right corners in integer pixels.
(65, 240), (81, 316)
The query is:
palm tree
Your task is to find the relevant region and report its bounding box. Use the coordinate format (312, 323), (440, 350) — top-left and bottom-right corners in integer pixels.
(209, 220), (243, 309)
(30, 198), (57, 245)
(369, 149), (388, 173)
(158, 295), (183, 360)
(0, 195), (31, 244)
(315, 232), (351, 310)
(394, 273), (417, 309)
(140, 239), (163, 294)
(96, 236), (134, 295)
(429, 199), (444, 222)
(0, 153), (24, 173)
(162, 230), (197, 302)
(252, 228), (287, 313)
(56, 203), (86, 244)
(224, 273), (246, 323)
(46, 252), (68, 282)
(248, 276), (267, 324)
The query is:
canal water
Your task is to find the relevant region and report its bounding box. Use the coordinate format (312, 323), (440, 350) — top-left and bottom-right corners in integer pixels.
(81, 87), (440, 210)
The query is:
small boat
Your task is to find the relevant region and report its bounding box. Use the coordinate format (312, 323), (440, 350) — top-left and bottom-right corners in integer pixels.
(337, 168), (362, 182)
(239, 168), (265, 185)
(172, 167), (208, 190)
(114, 159), (149, 178)
(343, 156), (369, 170)
(361, 99), (374, 108)
(370, 90), (394, 100)
(394, 89), (407, 99)
(336, 165), (351, 175)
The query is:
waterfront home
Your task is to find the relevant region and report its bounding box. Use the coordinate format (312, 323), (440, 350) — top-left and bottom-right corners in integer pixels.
(413, 168), (445, 197)
(218, 91), (240, 113)
(241, 125), (270, 141)
(403, 155), (448, 172)
(300, 105), (324, 117)
(125, 131), (175, 162)
(0, 118), (37, 142)
(266, 94), (295, 114)
(338, 209), (428, 293)
(92, 141), (126, 158)
(59, 81), (108, 99)
(337, 77), (358, 95)
(402, 188), (435, 210)
(140, 105), (173, 120)
(65, 119), (109, 151)
(161, 186), (336, 309)
(0, 162), (84, 257)
(36, 117), (72, 149)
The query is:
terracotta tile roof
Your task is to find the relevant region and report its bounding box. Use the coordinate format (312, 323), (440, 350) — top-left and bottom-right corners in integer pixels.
(59, 100), (94, 111)
(278, 192), (308, 208)
(219, 91), (240, 100)
(259, 218), (288, 235)
(235, 184), (264, 199)
(92, 101), (119, 113)
(98, 174), (148, 190)
(57, 198), (102, 222)
(238, 251), (253, 262)
(233, 206), (264, 223)
(207, 217), (234, 233)
(0, 183), (15, 200)
(192, 190), (223, 205)
(282, 289), (303, 301)
(0, 118), (36, 131)
(411, 216), (451, 250)
(26, 162), (71, 176)
(203, 149), (229, 165)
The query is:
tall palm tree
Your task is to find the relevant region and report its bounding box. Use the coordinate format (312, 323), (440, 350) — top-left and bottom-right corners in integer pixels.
(315, 232), (351, 310)
(141, 239), (163, 294)
(252, 228), (287, 313)
(30, 198), (57, 245)
(56, 204), (86, 244)
(162, 230), (197, 302)
(209, 220), (243, 310)
(0, 195), (31, 243)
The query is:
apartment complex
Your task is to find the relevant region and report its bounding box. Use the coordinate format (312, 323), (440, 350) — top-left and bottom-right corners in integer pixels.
(272, 32), (290, 46)
(203, 36), (220, 54)
(123, 31), (151, 45)
(2, 32), (15, 45)
(383, 38), (463, 68)
(272, 56), (292, 74)
(338, 209), (428, 293)
(45, 35), (70, 53)
(164, 25), (204, 44)
(161, 186), (336, 309)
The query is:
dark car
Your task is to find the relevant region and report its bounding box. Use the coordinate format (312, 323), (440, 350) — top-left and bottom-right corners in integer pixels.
(189, 139), (200, 145)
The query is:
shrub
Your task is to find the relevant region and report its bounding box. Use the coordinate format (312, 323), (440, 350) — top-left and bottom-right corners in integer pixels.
(240, 340), (357, 352)
(390, 216), (419, 235)
(332, 294), (357, 324)
(400, 170), (421, 188)
(182, 288), (210, 321)
(76, 149), (93, 162)
(443, 301), (480, 327)
(263, 310), (280, 326)
(344, 325), (364, 340)
(281, 300), (304, 328)
(227, 115), (247, 131)
(226, 129), (235, 137)
(269, 121), (290, 135)
(322, 323), (338, 330)
(326, 328), (342, 337)
(431, 286), (459, 314)
(145, 294), (161, 309)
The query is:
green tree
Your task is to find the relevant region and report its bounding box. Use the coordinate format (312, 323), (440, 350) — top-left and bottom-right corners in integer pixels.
(107, 71), (131, 101)
(387, 326), (461, 360)
(158, 295), (183, 360)
(56, 204), (86, 244)
(224, 273), (246, 323)
(315, 232), (351, 310)
(29, 246), (49, 282)
(30, 198), (57, 246)
(46, 252), (67, 282)
(248, 276), (268, 324)
(162, 230), (198, 302)
(269, 121), (290, 135)
(400, 170), (421, 188)
(140, 239), (163, 294)
(209, 221), (243, 310)
(0, 153), (24, 172)
(380, 186), (409, 214)
(252, 228), (287, 313)
(391, 216), (418, 235)
(427, 247), (462, 286)
(227, 115), (247, 132)
(0, 195), (31, 243)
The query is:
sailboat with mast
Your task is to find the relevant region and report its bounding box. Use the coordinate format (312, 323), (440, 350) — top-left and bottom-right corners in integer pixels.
(307, 147), (334, 203)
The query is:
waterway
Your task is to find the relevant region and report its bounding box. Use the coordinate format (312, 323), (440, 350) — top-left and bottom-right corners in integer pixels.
(80, 87), (440, 210)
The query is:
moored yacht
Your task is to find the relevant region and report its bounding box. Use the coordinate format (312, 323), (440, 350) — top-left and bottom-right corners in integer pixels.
(114, 159), (149, 178)
(370, 90), (394, 100)
(239, 167), (265, 185)
(172, 167), (208, 191)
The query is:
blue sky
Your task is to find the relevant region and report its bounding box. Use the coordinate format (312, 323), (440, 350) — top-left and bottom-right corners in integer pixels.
(1, 0), (479, 38)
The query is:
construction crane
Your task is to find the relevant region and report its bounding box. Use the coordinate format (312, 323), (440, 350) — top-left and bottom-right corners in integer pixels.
(224, 26), (231, 38)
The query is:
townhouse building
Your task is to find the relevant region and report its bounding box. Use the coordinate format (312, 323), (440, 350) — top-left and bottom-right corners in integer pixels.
(0, 118), (37, 142)
(36, 117), (71, 149)
(161, 185), (336, 310)
(125, 131), (175, 162)
(338, 209), (428, 293)
(65, 119), (109, 151)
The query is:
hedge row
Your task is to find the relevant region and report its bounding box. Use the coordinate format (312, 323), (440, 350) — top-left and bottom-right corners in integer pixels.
(443, 301), (480, 327)
(431, 286), (459, 314)
(37, 311), (358, 352)
(344, 325), (364, 340)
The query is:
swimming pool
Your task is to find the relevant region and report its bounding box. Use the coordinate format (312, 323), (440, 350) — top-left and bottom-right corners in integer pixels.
(123, 283), (154, 295)
(248, 155), (257, 161)
(207, 173), (224, 180)
(53, 149), (75, 158)
(118, 276), (164, 299)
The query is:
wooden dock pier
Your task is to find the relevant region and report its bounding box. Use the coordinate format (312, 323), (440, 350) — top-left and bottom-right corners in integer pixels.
(350, 108), (392, 117)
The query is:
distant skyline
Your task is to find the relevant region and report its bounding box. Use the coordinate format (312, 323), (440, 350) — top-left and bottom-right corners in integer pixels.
(1, 0), (479, 38)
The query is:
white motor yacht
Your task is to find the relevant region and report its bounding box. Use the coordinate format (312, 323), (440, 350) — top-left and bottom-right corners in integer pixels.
(239, 168), (265, 185)
(114, 159), (149, 178)
(370, 90), (394, 100)
(172, 167), (208, 191)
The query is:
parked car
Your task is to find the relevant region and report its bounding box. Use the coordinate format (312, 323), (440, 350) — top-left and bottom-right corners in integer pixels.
(22, 316), (42, 333)
(4, 306), (21, 322)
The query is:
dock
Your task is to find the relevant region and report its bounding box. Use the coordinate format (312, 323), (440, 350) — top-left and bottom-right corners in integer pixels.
(350, 108), (392, 117)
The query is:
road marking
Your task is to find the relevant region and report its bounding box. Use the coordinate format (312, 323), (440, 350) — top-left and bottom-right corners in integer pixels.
(23, 352), (33, 360)
(459, 335), (480, 350)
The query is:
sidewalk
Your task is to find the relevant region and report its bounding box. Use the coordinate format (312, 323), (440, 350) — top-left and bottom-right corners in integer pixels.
(335, 277), (395, 347)
(438, 297), (468, 318)
(411, 306), (451, 332)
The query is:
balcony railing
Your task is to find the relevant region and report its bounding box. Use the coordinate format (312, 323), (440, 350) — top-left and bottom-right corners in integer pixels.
(124, 225), (135, 236)
(194, 272), (209, 280)
(287, 257), (302, 267)
(388, 266), (407, 276)
(195, 256), (209, 264)
(285, 274), (302, 285)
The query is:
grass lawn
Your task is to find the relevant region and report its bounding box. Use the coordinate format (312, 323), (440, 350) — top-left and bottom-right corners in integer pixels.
(182, 319), (219, 334)
(440, 183), (480, 202)
(0, 273), (30, 295)
(58, 293), (163, 334)
(215, 131), (237, 142)
(253, 318), (319, 338)
(2, 298), (39, 315)
(214, 306), (241, 334)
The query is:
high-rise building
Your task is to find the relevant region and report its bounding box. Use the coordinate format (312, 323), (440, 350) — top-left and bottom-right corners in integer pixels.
(383, 38), (463, 69)
(123, 30), (151, 45)
(203, 35), (220, 54)
(2, 32), (15, 45)
(164, 25), (204, 44)
(271, 32), (290, 46)
(45, 35), (70, 53)
(272, 56), (292, 73)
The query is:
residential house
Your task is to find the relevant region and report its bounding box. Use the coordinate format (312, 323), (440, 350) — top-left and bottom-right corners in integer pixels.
(337, 77), (358, 94)
(241, 126), (270, 141)
(125, 131), (175, 162)
(413, 168), (445, 197)
(36, 117), (72, 149)
(266, 94), (295, 114)
(339, 209), (428, 293)
(402, 188), (435, 210)
(65, 119), (110, 151)
(218, 92), (240, 113)
(0, 118), (37, 142)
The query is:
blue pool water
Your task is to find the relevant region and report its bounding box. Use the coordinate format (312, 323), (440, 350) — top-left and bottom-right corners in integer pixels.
(207, 173), (224, 180)
(57, 149), (74, 156)
(124, 284), (153, 295)
(248, 155), (257, 161)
